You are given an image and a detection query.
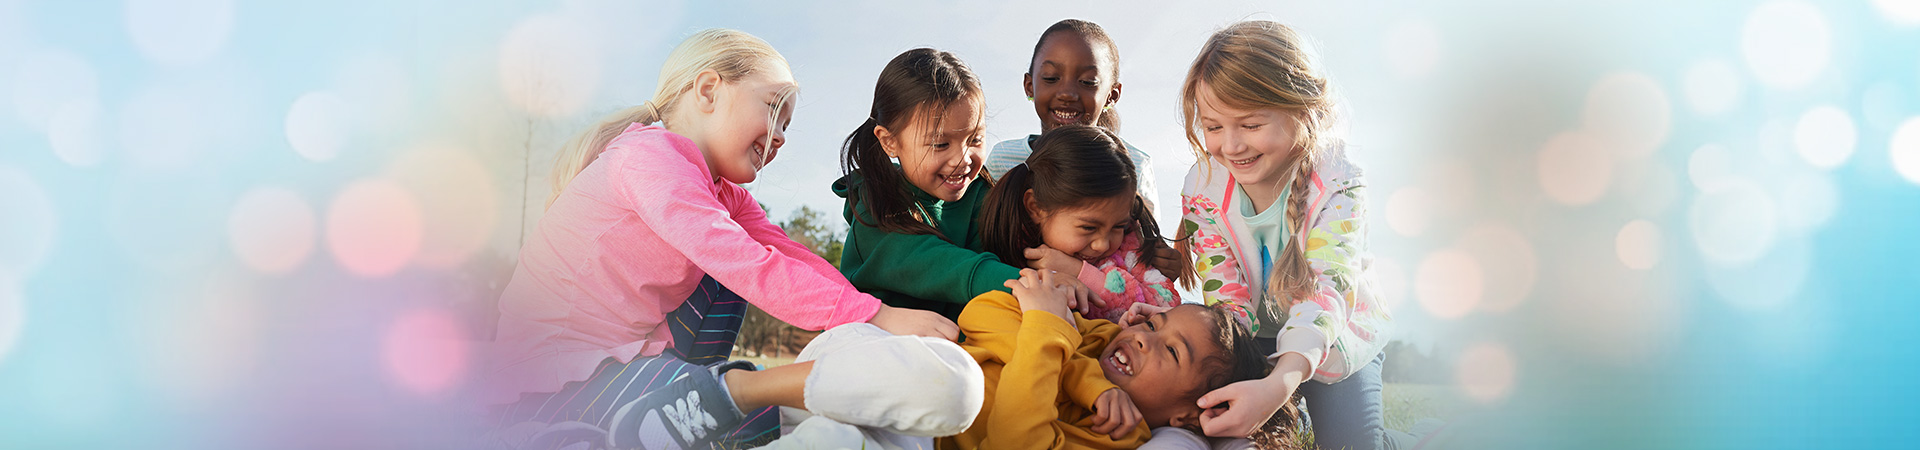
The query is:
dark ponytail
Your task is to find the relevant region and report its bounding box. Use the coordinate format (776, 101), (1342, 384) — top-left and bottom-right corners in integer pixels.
(842, 48), (984, 237)
(979, 125), (1172, 273)
(980, 162), (1042, 266)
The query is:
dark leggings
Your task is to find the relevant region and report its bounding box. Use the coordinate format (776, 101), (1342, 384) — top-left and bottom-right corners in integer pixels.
(497, 276), (781, 447)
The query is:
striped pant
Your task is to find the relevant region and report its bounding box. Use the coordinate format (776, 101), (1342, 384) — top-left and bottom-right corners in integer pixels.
(496, 275), (781, 447)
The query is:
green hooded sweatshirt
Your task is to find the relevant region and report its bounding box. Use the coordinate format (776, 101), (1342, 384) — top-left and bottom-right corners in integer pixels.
(832, 172), (1021, 320)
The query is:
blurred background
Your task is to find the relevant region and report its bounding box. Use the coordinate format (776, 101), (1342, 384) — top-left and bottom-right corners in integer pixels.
(2, 0), (1918, 448)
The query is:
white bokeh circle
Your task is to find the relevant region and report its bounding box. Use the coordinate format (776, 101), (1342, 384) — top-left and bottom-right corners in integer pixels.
(1688, 143), (1735, 192)
(10, 48), (99, 132)
(1871, 0), (1920, 25)
(227, 187), (316, 275)
(285, 91), (353, 162)
(1890, 118), (1920, 186)
(1792, 106), (1856, 170)
(1740, 1), (1831, 90)
(1777, 171), (1838, 234)
(1689, 181), (1778, 265)
(124, 0), (234, 66)
(48, 101), (105, 168)
(1682, 60), (1743, 116)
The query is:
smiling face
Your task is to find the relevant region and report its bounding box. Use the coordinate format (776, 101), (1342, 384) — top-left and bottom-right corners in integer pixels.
(705, 63), (797, 185)
(1101, 304), (1224, 428)
(877, 97), (988, 202)
(1195, 80), (1300, 190)
(1025, 31), (1120, 132)
(1029, 193), (1133, 262)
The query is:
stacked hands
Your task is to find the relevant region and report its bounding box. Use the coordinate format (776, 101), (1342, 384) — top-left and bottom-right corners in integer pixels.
(1005, 267), (1306, 441)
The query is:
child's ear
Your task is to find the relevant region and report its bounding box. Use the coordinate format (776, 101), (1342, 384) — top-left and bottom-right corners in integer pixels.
(873, 125), (898, 158)
(692, 69), (724, 114)
(1023, 189), (1044, 221)
(1023, 73), (1035, 99)
(1165, 406), (1202, 430)
(1106, 81), (1123, 107)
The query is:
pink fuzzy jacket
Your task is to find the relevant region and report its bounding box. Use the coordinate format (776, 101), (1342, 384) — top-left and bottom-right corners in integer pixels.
(485, 124), (881, 404)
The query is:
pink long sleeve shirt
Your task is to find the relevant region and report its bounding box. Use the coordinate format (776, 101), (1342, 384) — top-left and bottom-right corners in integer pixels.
(485, 124), (882, 404)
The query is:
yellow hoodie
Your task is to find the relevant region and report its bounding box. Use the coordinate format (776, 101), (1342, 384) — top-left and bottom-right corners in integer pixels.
(938, 291), (1151, 450)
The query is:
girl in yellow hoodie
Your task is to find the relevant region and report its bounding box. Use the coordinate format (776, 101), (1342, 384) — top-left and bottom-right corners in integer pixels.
(939, 269), (1300, 450)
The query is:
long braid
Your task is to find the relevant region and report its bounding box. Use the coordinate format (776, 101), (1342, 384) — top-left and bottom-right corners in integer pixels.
(1268, 148), (1319, 310)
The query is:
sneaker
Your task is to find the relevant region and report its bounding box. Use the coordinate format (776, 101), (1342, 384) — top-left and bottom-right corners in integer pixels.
(606, 361), (754, 450)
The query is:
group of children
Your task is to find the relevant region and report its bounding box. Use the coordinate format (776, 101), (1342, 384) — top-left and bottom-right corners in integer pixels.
(484, 18), (1395, 450)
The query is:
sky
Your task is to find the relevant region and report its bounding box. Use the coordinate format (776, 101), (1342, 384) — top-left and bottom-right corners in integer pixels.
(3, 0), (1920, 448)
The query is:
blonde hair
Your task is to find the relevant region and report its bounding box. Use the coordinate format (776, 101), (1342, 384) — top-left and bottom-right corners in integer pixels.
(548, 28), (794, 207)
(1177, 21), (1340, 315)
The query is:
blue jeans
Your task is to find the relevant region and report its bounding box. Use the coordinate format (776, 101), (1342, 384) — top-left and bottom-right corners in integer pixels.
(1260, 338), (1388, 450)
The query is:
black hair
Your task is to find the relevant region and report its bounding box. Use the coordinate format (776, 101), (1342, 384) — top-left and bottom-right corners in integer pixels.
(841, 48), (985, 236)
(1029, 19), (1123, 132)
(1195, 304), (1304, 449)
(979, 125), (1168, 273)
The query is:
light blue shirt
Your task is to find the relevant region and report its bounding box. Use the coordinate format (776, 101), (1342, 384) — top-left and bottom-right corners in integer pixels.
(985, 134), (1159, 210)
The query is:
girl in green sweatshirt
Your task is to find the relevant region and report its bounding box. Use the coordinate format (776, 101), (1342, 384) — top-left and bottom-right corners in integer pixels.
(833, 48), (1051, 320)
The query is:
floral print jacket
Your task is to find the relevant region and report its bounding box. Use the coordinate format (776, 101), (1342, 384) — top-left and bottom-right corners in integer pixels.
(1178, 144), (1391, 383)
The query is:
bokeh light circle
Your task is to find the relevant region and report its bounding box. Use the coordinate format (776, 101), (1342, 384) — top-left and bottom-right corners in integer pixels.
(1890, 118), (1920, 185)
(1688, 143), (1735, 192)
(10, 48), (99, 132)
(1384, 187), (1434, 237)
(1689, 181), (1778, 265)
(285, 91), (353, 162)
(1456, 342), (1517, 404)
(383, 307), (472, 396)
(386, 145), (499, 269)
(1415, 249), (1483, 319)
(124, 0), (234, 66)
(1740, 1), (1831, 90)
(1582, 72), (1671, 159)
(1792, 106), (1856, 169)
(1455, 223), (1536, 313)
(1615, 220), (1663, 270)
(1682, 60), (1742, 116)
(1537, 131), (1612, 205)
(326, 180), (424, 278)
(1777, 171), (1838, 234)
(227, 187), (316, 275)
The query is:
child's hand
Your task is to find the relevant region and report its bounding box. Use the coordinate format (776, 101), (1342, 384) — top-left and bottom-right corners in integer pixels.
(1197, 353), (1312, 438)
(1090, 387), (1142, 440)
(1023, 246), (1084, 277)
(868, 304), (959, 341)
(1004, 269), (1075, 324)
(1119, 302), (1173, 327)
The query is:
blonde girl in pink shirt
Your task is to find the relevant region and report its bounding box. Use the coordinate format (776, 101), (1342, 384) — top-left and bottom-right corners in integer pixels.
(484, 29), (982, 450)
